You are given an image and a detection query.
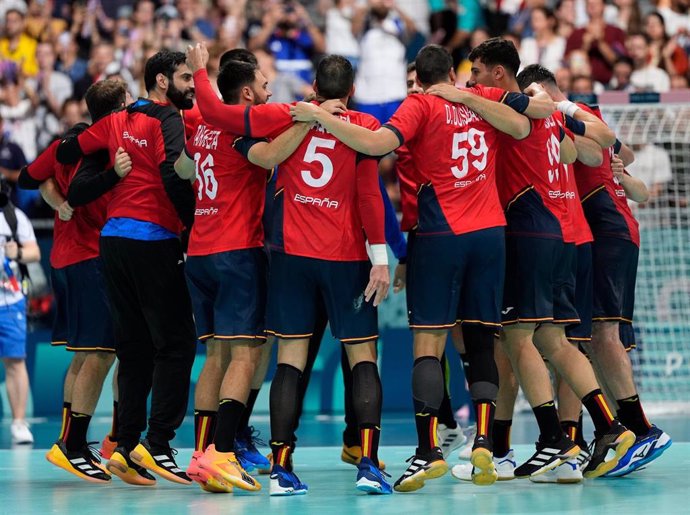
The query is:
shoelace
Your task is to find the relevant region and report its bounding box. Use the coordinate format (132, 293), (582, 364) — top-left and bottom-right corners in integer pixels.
(245, 426), (267, 448)
(84, 441), (103, 464)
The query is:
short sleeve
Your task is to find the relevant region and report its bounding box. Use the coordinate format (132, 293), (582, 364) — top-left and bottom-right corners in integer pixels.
(78, 115), (112, 154)
(26, 141), (59, 182)
(247, 103), (294, 139)
(15, 209), (36, 244)
(233, 137), (269, 159)
(383, 95), (427, 146)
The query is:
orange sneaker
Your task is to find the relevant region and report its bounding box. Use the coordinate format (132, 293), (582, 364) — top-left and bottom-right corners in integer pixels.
(188, 450), (229, 493)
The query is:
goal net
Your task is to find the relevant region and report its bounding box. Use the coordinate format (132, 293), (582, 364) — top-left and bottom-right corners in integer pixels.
(600, 101), (690, 414)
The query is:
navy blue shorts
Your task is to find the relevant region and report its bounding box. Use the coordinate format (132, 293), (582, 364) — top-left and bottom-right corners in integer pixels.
(503, 236), (579, 325)
(51, 258), (115, 352)
(408, 227), (505, 329)
(619, 322), (636, 350)
(566, 243), (593, 342)
(591, 237), (638, 324)
(0, 299), (27, 358)
(186, 248), (268, 342)
(266, 252), (377, 343)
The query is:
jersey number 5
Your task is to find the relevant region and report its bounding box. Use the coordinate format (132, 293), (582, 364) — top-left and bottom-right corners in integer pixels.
(451, 128), (488, 179)
(301, 137), (336, 188)
(194, 153), (218, 200)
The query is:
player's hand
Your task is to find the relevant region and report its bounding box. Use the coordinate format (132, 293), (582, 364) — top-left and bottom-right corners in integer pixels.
(4, 240), (18, 260)
(611, 154), (625, 182)
(319, 99), (347, 115)
(114, 147), (132, 178)
(186, 43), (209, 73)
(365, 264), (390, 307)
(523, 82), (546, 96)
(290, 101), (322, 122)
(426, 83), (464, 103)
(393, 263), (406, 293)
(58, 201), (73, 222)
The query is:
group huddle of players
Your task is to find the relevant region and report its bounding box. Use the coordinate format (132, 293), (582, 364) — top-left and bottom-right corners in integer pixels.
(19, 36), (671, 497)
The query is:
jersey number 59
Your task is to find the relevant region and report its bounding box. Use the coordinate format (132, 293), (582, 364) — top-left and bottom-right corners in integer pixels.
(451, 128), (488, 179)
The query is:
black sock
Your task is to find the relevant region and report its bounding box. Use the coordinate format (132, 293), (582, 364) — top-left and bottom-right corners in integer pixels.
(412, 356), (444, 454)
(352, 361), (382, 465)
(437, 354), (457, 428)
(342, 346), (359, 446)
(213, 399), (245, 452)
(561, 420), (579, 444)
(576, 412), (587, 446)
(59, 401), (72, 441)
(270, 364), (302, 455)
(473, 399), (495, 450)
(582, 389), (614, 436)
(493, 419), (512, 458)
(237, 389), (260, 434)
(65, 412), (91, 452)
(194, 410), (217, 452)
(616, 394), (652, 437)
(109, 401), (119, 441)
(533, 401), (563, 443)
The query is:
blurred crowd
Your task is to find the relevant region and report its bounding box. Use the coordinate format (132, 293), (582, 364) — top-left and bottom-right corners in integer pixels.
(0, 0), (689, 216)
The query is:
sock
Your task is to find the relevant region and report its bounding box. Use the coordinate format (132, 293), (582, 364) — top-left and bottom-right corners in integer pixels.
(270, 441), (294, 472)
(474, 400), (495, 450)
(576, 412), (587, 446)
(459, 352), (469, 376)
(533, 401), (563, 444)
(342, 347), (359, 447)
(108, 401), (119, 441)
(437, 354), (457, 428)
(412, 356), (444, 454)
(360, 425), (381, 467)
(582, 389), (615, 435)
(65, 412), (91, 452)
(561, 420), (579, 443)
(213, 400), (245, 453)
(59, 402), (71, 441)
(237, 389), (260, 434)
(270, 364), (302, 460)
(194, 410), (217, 452)
(493, 419), (512, 458)
(616, 394), (652, 437)
(352, 361), (382, 465)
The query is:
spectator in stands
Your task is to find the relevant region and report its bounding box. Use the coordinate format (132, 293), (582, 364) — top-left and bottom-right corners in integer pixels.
(248, 0), (325, 84)
(555, 0), (576, 39)
(255, 47), (312, 103)
(656, 0), (690, 37)
(154, 5), (191, 52)
(627, 32), (672, 92)
(519, 7), (566, 71)
(608, 56), (636, 90)
(55, 32), (88, 85)
(509, 0), (547, 39)
(644, 12), (689, 80)
(0, 70), (37, 163)
(0, 114), (26, 185)
(176, 0), (216, 41)
(571, 73), (595, 93)
(28, 42), (73, 151)
(0, 7), (38, 77)
(555, 65), (573, 92)
(565, 0), (627, 84)
(353, 0), (415, 123)
(59, 98), (86, 131)
(604, 0), (642, 34)
(627, 143), (673, 201)
(73, 42), (119, 99)
(456, 27), (490, 85)
(326, 0), (361, 68)
(25, 0), (68, 43)
(441, 0), (484, 59)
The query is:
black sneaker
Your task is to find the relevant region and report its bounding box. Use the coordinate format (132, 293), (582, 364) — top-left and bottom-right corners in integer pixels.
(130, 439), (191, 484)
(45, 440), (111, 483)
(583, 420), (636, 479)
(107, 446), (157, 486)
(514, 436), (580, 478)
(393, 447), (448, 492)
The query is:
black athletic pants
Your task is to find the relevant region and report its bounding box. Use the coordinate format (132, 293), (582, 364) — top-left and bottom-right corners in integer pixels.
(100, 236), (197, 451)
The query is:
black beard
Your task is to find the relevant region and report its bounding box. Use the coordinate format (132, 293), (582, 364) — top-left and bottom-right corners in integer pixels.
(167, 82), (194, 110)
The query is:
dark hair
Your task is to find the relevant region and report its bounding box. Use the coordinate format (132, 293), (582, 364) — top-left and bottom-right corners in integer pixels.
(219, 48), (258, 69)
(571, 74), (593, 87)
(84, 80), (127, 120)
(144, 50), (187, 92)
(217, 60), (258, 104)
(628, 31), (651, 45)
(614, 56), (635, 68)
(516, 63), (557, 91)
(415, 45), (453, 86)
(407, 61), (416, 73)
(532, 6), (558, 32)
(315, 55), (354, 100)
(468, 37), (521, 78)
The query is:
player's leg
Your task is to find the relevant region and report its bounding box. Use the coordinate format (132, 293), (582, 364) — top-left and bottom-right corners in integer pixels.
(60, 354), (85, 441)
(100, 360), (119, 460)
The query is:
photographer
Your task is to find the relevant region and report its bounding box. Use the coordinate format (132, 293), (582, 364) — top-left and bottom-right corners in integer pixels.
(0, 179), (40, 445)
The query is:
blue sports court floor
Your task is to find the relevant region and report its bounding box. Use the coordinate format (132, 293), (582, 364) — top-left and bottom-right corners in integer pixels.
(1, 413), (688, 515)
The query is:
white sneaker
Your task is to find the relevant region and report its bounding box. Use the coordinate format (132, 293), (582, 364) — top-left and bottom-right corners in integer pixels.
(530, 459), (583, 484)
(451, 449), (515, 481)
(11, 420), (34, 445)
(438, 423), (467, 459)
(457, 425), (476, 461)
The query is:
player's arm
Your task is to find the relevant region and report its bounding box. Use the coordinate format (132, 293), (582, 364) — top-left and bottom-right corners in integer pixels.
(611, 154), (649, 203)
(245, 122), (312, 169)
(56, 119), (110, 164)
(174, 150), (196, 181)
(40, 179), (74, 222)
(17, 140), (61, 189)
(560, 131), (577, 165)
(68, 149), (129, 207)
(357, 157), (390, 307)
(522, 83), (557, 119)
(615, 140), (635, 166)
(445, 88), (531, 139)
(291, 102), (399, 155)
(574, 135), (603, 167)
(560, 105), (616, 148)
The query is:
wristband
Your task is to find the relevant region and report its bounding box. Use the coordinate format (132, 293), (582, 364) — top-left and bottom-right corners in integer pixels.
(370, 244), (389, 266)
(557, 100), (580, 118)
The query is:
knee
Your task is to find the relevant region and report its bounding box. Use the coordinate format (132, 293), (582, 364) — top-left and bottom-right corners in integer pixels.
(2, 358), (24, 371)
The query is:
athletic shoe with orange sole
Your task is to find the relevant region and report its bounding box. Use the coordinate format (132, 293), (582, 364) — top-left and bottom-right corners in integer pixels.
(45, 441), (111, 483)
(100, 436), (117, 460)
(130, 439), (191, 485)
(187, 450), (230, 493)
(196, 444), (261, 493)
(106, 447), (156, 486)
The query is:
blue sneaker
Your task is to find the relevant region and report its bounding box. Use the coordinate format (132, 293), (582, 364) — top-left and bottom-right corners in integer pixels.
(355, 457), (392, 495)
(606, 426), (672, 477)
(269, 465), (308, 496)
(236, 426), (270, 473)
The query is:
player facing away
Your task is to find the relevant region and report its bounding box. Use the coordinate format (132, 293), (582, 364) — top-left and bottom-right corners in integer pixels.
(291, 43), (543, 491)
(174, 59), (313, 493)
(431, 37), (635, 479)
(55, 50), (198, 486)
(18, 80), (129, 483)
(186, 44), (391, 496)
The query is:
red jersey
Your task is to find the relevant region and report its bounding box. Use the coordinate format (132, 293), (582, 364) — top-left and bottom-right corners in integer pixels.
(573, 104), (640, 246)
(185, 122), (266, 256)
(25, 140), (110, 268)
(496, 112), (569, 239)
(395, 144), (422, 232)
(183, 103), (203, 140)
(384, 88), (507, 236)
